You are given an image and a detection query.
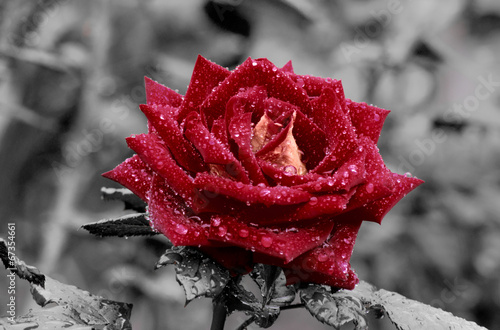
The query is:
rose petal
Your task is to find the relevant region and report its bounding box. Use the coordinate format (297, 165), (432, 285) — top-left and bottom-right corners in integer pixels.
(184, 111), (249, 183)
(148, 174), (213, 246)
(211, 117), (229, 146)
(347, 99), (390, 143)
(177, 55), (230, 122)
(209, 215), (335, 263)
(311, 88), (358, 174)
(194, 173), (311, 207)
(349, 174), (424, 223)
(281, 60), (294, 73)
(140, 104), (205, 173)
(102, 154), (153, 201)
(126, 133), (199, 208)
(259, 160), (322, 186)
(228, 112), (267, 184)
(200, 57), (311, 128)
(225, 86), (268, 126)
(145, 77), (183, 108)
(289, 74), (346, 110)
(276, 219), (361, 289)
(344, 137), (395, 212)
(292, 110), (328, 170)
(293, 145), (366, 193)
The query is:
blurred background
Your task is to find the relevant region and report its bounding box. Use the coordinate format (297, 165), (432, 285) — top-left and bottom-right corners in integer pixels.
(0, 0), (499, 329)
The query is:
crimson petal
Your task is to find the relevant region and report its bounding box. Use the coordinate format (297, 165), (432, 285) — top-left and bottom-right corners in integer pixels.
(102, 154), (153, 201)
(194, 173), (311, 207)
(126, 133), (199, 208)
(289, 74), (346, 110)
(209, 215), (335, 263)
(140, 104), (205, 173)
(145, 77), (183, 108)
(177, 55), (230, 122)
(200, 57), (311, 128)
(280, 219), (361, 289)
(148, 175), (213, 246)
(294, 145), (366, 193)
(184, 111), (249, 183)
(347, 99), (390, 143)
(311, 88), (358, 174)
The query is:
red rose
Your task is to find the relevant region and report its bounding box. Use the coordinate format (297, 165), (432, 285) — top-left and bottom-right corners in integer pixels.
(104, 55), (423, 289)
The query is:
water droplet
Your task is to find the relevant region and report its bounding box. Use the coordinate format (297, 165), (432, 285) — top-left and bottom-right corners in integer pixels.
(404, 172), (412, 177)
(217, 226), (227, 237)
(343, 171), (349, 178)
(175, 224), (188, 235)
(366, 183), (374, 193)
(238, 228), (249, 238)
(348, 165), (358, 174)
(374, 113), (380, 121)
(283, 165), (297, 175)
(261, 236), (273, 248)
(317, 252), (329, 262)
(259, 189), (271, 197)
(251, 61), (258, 66)
(212, 218), (221, 227)
(309, 196), (318, 206)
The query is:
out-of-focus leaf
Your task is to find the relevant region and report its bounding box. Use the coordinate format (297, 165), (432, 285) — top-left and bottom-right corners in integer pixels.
(82, 213), (158, 238)
(0, 238), (45, 286)
(0, 239), (132, 330)
(101, 187), (147, 212)
(156, 246), (230, 303)
(300, 284), (368, 330)
(300, 281), (487, 330)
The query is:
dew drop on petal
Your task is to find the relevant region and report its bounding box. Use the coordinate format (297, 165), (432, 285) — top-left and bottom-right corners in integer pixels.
(212, 218), (221, 227)
(283, 165), (297, 175)
(317, 252), (329, 262)
(309, 196), (318, 206)
(238, 228), (249, 238)
(259, 189), (271, 197)
(175, 224), (188, 235)
(366, 183), (374, 193)
(348, 164), (358, 174)
(374, 113), (380, 121)
(261, 236), (273, 248)
(217, 225), (227, 237)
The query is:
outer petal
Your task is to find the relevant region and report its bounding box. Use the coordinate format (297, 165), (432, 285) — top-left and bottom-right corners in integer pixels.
(177, 55), (230, 122)
(194, 173), (311, 207)
(209, 215), (336, 263)
(126, 133), (198, 208)
(279, 219), (361, 289)
(310, 88), (358, 174)
(102, 154), (153, 201)
(348, 174), (424, 223)
(347, 99), (390, 143)
(200, 246), (253, 275)
(140, 104), (205, 173)
(145, 77), (183, 108)
(148, 175), (213, 246)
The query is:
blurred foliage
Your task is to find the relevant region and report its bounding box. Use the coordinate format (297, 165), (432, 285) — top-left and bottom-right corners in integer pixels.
(0, 0), (499, 329)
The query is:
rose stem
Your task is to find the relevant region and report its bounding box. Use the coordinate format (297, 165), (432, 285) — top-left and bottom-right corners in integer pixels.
(210, 298), (227, 330)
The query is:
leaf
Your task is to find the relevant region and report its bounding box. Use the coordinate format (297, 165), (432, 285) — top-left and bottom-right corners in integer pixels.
(300, 281), (488, 330)
(156, 246), (231, 303)
(300, 284), (368, 330)
(0, 238), (132, 330)
(250, 264), (295, 307)
(101, 187), (146, 212)
(0, 238), (45, 286)
(82, 213), (159, 238)
(364, 284), (488, 330)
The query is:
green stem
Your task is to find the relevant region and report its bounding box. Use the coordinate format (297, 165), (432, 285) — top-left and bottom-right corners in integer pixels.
(210, 298), (227, 330)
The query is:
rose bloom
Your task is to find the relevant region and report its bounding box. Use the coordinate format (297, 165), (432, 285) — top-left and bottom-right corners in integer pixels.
(104, 56), (423, 289)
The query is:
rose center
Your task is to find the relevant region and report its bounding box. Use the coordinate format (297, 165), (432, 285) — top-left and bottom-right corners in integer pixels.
(251, 111), (307, 175)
